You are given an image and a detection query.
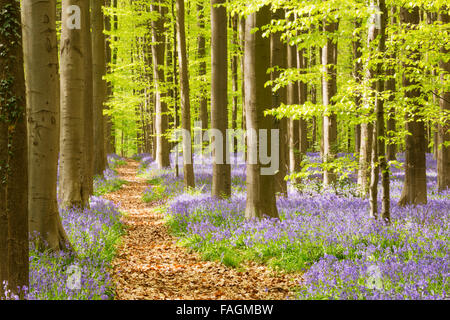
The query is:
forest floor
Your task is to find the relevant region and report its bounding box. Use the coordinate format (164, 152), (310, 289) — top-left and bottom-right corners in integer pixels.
(104, 160), (302, 300)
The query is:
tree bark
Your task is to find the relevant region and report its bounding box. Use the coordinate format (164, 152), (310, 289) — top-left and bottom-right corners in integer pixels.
(244, 5), (279, 219)
(353, 19), (363, 155)
(0, 0), (29, 295)
(271, 9), (288, 196)
(386, 7), (397, 161)
(176, 0), (195, 188)
(91, 0), (107, 175)
(322, 18), (338, 186)
(211, 0), (231, 198)
(287, 17), (300, 175)
(21, 0), (71, 250)
(437, 9), (450, 191)
(197, 2), (208, 131)
(398, 6), (427, 206)
(82, 0), (94, 203)
(60, 0), (87, 209)
(151, 2), (171, 169)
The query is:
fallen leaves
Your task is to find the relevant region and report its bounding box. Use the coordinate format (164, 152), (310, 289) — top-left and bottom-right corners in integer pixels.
(104, 160), (303, 300)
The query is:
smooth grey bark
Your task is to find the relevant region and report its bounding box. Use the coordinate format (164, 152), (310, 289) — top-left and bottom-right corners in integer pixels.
(322, 18), (338, 186)
(437, 9), (450, 191)
(151, 2), (171, 169)
(91, 0), (107, 176)
(176, 0), (195, 189)
(21, 0), (71, 250)
(244, 5), (279, 219)
(211, 0), (231, 198)
(398, 6), (427, 206)
(271, 9), (288, 196)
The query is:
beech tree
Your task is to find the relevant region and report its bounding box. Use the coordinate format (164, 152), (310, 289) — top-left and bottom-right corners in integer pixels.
(437, 9), (449, 191)
(211, 0), (231, 198)
(321, 16), (338, 187)
(176, 0), (195, 189)
(91, 0), (108, 175)
(151, 1), (171, 169)
(60, 0), (88, 208)
(21, 0), (71, 249)
(0, 0), (28, 296)
(398, 6), (427, 206)
(244, 5), (278, 219)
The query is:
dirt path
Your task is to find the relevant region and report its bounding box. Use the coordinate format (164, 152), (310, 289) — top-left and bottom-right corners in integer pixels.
(104, 160), (302, 300)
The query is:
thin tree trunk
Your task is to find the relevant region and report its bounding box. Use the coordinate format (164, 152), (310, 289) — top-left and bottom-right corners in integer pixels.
(197, 2), (208, 131)
(176, 0), (195, 188)
(83, 0), (94, 203)
(151, 2), (171, 168)
(287, 15), (300, 175)
(271, 9), (288, 196)
(437, 9), (450, 191)
(231, 14), (239, 153)
(91, 0), (107, 175)
(386, 7), (397, 162)
(353, 19), (363, 155)
(322, 18), (339, 186)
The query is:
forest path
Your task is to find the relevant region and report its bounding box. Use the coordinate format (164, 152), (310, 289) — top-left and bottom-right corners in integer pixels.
(104, 160), (301, 300)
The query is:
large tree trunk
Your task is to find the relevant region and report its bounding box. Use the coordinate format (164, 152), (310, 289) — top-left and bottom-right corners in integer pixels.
(244, 5), (279, 220)
(196, 2), (208, 131)
(21, 0), (71, 250)
(91, 0), (107, 175)
(271, 9), (288, 196)
(176, 0), (195, 189)
(398, 6), (427, 206)
(0, 0), (29, 295)
(322, 18), (338, 186)
(437, 9), (450, 191)
(211, 0), (231, 198)
(60, 0), (87, 209)
(151, 2), (171, 169)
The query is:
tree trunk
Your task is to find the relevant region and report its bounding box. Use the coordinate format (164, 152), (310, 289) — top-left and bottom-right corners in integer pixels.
(287, 17), (300, 175)
(271, 9), (288, 196)
(244, 5), (279, 219)
(21, 0), (71, 250)
(104, 0), (114, 155)
(398, 6), (427, 206)
(197, 3), (208, 131)
(322, 18), (338, 186)
(211, 0), (231, 198)
(60, 0), (87, 209)
(176, 0), (195, 188)
(0, 0), (29, 295)
(91, 0), (107, 175)
(353, 19), (363, 155)
(231, 14), (239, 154)
(437, 9), (450, 191)
(151, 2), (171, 168)
(386, 7), (397, 161)
(82, 0), (94, 203)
